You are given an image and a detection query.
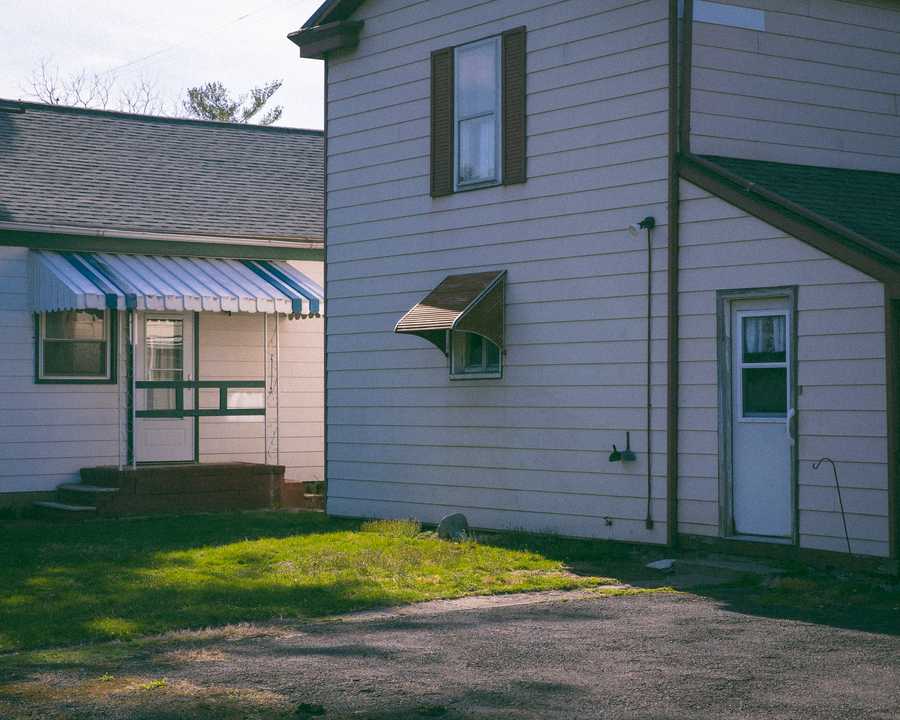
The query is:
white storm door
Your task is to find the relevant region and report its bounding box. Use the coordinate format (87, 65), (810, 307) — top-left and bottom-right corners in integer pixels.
(731, 301), (793, 538)
(135, 313), (195, 463)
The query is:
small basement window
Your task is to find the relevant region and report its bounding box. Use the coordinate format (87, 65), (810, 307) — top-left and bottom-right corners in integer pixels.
(37, 309), (114, 382)
(395, 270), (507, 381)
(450, 331), (501, 379)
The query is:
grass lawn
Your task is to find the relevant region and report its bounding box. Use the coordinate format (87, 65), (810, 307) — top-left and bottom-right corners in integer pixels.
(0, 511), (634, 653)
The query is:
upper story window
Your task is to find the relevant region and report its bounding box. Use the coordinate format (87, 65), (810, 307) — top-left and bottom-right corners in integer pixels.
(455, 37), (502, 189)
(430, 28), (527, 197)
(37, 309), (115, 383)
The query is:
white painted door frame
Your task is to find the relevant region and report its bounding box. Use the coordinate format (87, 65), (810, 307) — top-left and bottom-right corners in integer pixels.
(717, 287), (798, 543)
(134, 312), (195, 463)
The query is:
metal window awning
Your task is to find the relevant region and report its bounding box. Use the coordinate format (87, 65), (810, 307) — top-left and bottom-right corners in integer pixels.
(28, 250), (324, 316)
(394, 270), (505, 354)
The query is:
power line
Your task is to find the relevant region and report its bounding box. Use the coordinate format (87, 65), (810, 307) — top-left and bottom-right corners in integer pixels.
(99, 0), (294, 76)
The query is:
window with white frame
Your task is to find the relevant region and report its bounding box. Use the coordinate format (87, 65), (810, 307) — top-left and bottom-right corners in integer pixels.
(37, 309), (113, 382)
(454, 36), (502, 189)
(450, 331), (501, 378)
(737, 312), (789, 418)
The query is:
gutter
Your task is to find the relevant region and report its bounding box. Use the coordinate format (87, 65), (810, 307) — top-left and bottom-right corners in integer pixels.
(0, 221), (323, 250)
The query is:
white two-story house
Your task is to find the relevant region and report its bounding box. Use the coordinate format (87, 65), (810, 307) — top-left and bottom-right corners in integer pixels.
(288, 0), (900, 572)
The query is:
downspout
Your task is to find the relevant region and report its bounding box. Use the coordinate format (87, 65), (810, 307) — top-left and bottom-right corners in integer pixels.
(645, 219), (657, 529)
(665, 0), (686, 547)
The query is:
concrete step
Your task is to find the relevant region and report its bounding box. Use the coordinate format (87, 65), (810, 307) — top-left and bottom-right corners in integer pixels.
(57, 484), (119, 507)
(281, 481), (325, 511)
(31, 501), (98, 521)
(302, 494), (326, 511)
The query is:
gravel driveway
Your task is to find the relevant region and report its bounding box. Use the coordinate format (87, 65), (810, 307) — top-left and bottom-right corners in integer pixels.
(3, 589), (898, 719)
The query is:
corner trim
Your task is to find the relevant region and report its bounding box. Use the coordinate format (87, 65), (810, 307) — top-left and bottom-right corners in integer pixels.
(666, 0), (682, 547)
(886, 297), (898, 570)
(678, 0), (694, 154)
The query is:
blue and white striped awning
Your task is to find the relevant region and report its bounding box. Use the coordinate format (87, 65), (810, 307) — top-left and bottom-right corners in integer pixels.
(29, 250), (323, 316)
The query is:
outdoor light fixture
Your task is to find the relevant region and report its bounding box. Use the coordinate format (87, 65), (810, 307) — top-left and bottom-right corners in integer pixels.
(627, 216), (656, 237)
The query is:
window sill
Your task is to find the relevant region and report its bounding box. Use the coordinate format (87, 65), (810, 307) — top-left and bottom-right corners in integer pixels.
(450, 372), (502, 381)
(35, 377), (116, 385)
(453, 179), (501, 193)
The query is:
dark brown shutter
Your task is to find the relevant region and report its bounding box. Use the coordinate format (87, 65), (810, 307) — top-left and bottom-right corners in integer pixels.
(501, 27), (527, 186)
(430, 47), (455, 197)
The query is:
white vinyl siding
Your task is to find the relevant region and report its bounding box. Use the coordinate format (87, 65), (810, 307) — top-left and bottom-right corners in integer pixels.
(325, 0), (671, 542)
(0, 246), (122, 493)
(690, 0), (900, 172)
(677, 180), (890, 557)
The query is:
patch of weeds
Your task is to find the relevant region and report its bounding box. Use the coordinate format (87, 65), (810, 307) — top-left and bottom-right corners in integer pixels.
(139, 677), (167, 691)
(97, 673), (114, 682)
(596, 586), (678, 598)
(360, 518), (422, 538)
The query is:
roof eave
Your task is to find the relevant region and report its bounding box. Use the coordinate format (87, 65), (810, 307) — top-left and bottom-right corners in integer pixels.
(301, 0), (367, 30)
(680, 153), (900, 287)
(287, 19), (364, 59)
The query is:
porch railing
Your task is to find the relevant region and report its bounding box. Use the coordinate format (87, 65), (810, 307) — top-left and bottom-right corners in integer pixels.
(134, 380), (266, 418)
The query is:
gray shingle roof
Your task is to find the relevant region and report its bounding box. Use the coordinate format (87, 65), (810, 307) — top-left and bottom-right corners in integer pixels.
(0, 100), (323, 241)
(702, 155), (900, 257)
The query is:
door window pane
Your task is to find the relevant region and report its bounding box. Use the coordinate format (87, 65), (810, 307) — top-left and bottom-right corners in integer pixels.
(742, 367), (787, 417)
(145, 318), (183, 410)
(743, 315), (786, 363)
(458, 115), (496, 185)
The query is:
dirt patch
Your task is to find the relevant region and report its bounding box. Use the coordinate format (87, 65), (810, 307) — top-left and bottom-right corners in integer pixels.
(2, 589), (898, 719)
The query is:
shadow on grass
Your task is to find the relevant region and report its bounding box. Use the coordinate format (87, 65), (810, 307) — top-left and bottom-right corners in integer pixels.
(475, 530), (900, 637)
(1, 512), (611, 656)
(0, 512), (370, 653)
(2, 511), (898, 668)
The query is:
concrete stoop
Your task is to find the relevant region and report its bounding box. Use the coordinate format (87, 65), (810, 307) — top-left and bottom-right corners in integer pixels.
(31, 463), (325, 520)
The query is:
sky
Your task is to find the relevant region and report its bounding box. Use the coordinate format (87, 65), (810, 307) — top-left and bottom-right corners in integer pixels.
(0, 0), (326, 130)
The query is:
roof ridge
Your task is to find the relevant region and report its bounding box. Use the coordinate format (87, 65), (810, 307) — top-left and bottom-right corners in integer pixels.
(0, 98), (323, 136)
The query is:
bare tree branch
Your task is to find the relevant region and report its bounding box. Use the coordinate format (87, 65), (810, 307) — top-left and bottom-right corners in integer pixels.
(24, 58), (64, 104)
(119, 76), (165, 115)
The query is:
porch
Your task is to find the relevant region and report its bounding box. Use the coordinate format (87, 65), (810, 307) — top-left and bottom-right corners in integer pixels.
(25, 249), (325, 515)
